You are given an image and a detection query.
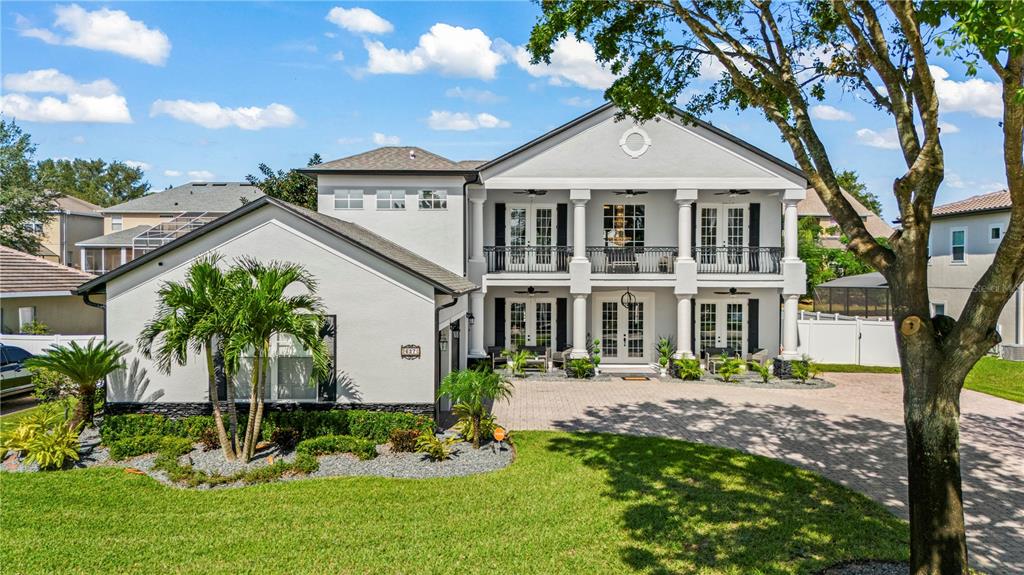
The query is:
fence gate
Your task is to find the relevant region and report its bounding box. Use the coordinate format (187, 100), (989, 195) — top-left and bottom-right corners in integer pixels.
(795, 312), (900, 367)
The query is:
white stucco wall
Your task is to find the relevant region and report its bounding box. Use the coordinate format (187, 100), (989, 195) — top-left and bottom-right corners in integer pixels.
(104, 204), (439, 405)
(315, 174), (467, 274)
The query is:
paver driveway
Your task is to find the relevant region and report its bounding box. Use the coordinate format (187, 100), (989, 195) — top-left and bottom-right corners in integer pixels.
(493, 373), (1024, 573)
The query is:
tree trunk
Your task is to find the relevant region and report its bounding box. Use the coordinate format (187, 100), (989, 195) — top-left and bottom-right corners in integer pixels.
(240, 347), (260, 462)
(472, 413), (481, 449)
(248, 340), (270, 460)
(69, 384), (96, 429)
(205, 343), (234, 461)
(224, 359), (240, 458)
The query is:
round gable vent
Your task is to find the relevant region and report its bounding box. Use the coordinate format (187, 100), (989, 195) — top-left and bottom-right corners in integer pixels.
(619, 126), (651, 159)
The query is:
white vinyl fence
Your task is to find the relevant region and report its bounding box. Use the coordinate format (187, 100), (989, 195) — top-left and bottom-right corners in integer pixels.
(0, 334), (104, 356)
(796, 312), (900, 367)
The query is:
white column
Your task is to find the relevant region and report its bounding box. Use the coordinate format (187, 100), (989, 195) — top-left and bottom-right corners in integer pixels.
(572, 199), (587, 260)
(675, 295), (693, 358)
(469, 291), (485, 357)
(100, 249), (105, 273)
(470, 197), (485, 261)
(675, 189), (697, 262)
(783, 199), (800, 261)
(120, 247), (127, 266)
(571, 294), (588, 357)
(80, 248), (86, 271)
(781, 294), (800, 358)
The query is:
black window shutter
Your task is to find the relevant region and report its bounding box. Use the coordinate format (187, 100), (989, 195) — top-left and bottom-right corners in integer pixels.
(747, 299), (759, 353)
(494, 298), (505, 348)
(494, 203), (506, 271)
(556, 203), (568, 271)
(690, 298), (696, 355)
(556, 298), (567, 351)
(214, 345), (227, 401)
(318, 315), (338, 402)
(748, 203), (761, 271)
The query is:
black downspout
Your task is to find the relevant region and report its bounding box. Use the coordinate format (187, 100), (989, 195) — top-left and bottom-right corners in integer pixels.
(82, 289), (108, 413)
(435, 295), (460, 426)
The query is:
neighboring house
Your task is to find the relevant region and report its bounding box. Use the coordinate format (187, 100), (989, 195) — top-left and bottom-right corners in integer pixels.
(28, 195), (104, 268)
(798, 187), (894, 248)
(813, 272), (892, 318)
(929, 190), (1023, 354)
(77, 102), (810, 416)
(0, 246), (103, 335)
(75, 182), (263, 274)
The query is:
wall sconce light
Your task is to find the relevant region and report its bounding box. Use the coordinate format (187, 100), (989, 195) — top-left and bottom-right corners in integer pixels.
(466, 312), (475, 327)
(439, 330), (449, 351)
(450, 320), (460, 334)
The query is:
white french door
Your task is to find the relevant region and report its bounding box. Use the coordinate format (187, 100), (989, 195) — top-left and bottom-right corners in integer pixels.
(697, 204), (748, 272)
(506, 204), (557, 272)
(506, 298), (556, 349)
(696, 301), (746, 357)
(592, 292), (655, 363)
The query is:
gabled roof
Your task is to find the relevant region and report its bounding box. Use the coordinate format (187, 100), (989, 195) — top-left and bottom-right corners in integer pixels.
(0, 246), (95, 295)
(77, 196), (476, 296)
(933, 190), (1011, 218)
(101, 182), (263, 214)
(55, 195), (102, 216)
(303, 147), (479, 175)
(76, 225), (152, 248)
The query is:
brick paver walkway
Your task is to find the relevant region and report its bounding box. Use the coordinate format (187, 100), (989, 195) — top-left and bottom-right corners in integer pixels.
(493, 373), (1024, 573)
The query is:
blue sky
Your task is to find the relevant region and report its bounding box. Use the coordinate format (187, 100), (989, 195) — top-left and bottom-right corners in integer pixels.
(1, 2), (1009, 220)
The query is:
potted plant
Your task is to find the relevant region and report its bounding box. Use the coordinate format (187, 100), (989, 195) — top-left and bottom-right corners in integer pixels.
(656, 336), (674, 377)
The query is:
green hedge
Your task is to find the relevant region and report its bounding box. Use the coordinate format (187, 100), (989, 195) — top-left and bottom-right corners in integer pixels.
(295, 435), (378, 460)
(109, 435), (195, 461)
(102, 410), (434, 446)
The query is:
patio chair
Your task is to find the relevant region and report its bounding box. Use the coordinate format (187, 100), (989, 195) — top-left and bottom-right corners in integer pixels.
(522, 345), (550, 372)
(605, 246), (639, 273)
(551, 348), (570, 370)
(488, 346), (508, 371)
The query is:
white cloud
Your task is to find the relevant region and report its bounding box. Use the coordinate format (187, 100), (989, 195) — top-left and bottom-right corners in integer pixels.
(513, 37), (615, 90)
(0, 69), (131, 123)
(930, 65), (1002, 119)
(326, 7), (393, 35)
(150, 100), (298, 130)
(71, 135), (86, 144)
(19, 4), (171, 66)
(365, 23), (505, 80)
(944, 172), (1006, 193)
(445, 86), (502, 104)
(123, 160), (150, 171)
(323, 31), (337, 39)
(187, 170), (215, 181)
(855, 127), (900, 149)
(810, 104), (854, 122)
(331, 50), (345, 62)
(372, 132), (400, 145)
(163, 170), (181, 177)
(561, 96), (594, 108)
(427, 110), (509, 131)
(939, 121), (960, 134)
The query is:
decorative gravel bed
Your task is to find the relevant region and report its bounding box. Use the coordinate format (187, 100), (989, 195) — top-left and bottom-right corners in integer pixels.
(818, 560), (908, 575)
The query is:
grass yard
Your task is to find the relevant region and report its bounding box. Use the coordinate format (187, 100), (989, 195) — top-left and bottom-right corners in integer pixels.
(0, 431), (907, 574)
(817, 364), (902, 374)
(965, 356), (1024, 403)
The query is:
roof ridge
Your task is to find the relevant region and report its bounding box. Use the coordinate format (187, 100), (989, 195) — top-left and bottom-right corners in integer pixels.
(0, 245), (95, 279)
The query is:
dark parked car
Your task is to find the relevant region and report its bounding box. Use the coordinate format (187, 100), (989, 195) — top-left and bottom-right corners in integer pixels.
(1, 344), (35, 398)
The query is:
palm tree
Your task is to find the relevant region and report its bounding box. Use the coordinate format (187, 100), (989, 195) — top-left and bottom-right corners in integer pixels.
(25, 339), (129, 428)
(222, 257), (330, 461)
(137, 254), (237, 459)
(439, 367), (513, 448)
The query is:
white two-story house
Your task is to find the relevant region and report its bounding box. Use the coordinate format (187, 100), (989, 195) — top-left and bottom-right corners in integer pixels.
(79, 103), (808, 417)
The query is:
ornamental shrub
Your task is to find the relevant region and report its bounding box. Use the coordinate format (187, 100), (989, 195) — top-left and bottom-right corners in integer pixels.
(388, 429), (421, 452)
(673, 358), (703, 380)
(415, 431), (457, 462)
(347, 411), (432, 444)
(296, 434), (378, 460)
(23, 423), (80, 470)
(261, 411), (349, 441)
(718, 358), (745, 383)
(749, 360), (773, 383)
(270, 427), (300, 451)
(109, 434), (194, 460)
(566, 358), (595, 379)
(101, 414), (214, 444)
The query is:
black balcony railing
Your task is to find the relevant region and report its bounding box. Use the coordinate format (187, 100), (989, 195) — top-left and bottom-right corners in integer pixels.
(692, 246), (783, 274)
(485, 245), (572, 273)
(588, 246), (678, 274)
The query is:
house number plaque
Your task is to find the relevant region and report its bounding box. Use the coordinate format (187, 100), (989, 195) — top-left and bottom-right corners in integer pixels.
(401, 345), (421, 360)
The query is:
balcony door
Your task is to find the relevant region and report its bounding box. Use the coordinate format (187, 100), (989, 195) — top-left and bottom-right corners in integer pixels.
(697, 204), (748, 272)
(505, 298), (556, 350)
(506, 204), (556, 272)
(591, 292), (655, 363)
(695, 301), (747, 357)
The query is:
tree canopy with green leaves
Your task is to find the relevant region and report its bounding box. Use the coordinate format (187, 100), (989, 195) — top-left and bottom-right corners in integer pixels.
(835, 169), (883, 218)
(246, 154), (322, 210)
(0, 120), (59, 254)
(527, 2), (1022, 573)
(37, 158), (150, 207)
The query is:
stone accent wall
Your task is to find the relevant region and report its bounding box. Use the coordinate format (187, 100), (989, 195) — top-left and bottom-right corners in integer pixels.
(773, 358), (800, 379)
(104, 402), (435, 418)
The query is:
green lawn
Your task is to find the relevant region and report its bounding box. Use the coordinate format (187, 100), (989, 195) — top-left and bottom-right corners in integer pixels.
(0, 402), (45, 432)
(965, 356), (1024, 403)
(817, 364), (903, 374)
(1, 431), (907, 574)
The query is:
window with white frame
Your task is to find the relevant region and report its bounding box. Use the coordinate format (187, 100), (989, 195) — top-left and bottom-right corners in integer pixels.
(232, 332), (317, 402)
(418, 190), (447, 210)
(333, 189), (363, 209)
(951, 228), (966, 263)
(376, 189), (406, 210)
(111, 215), (123, 232)
(989, 224), (1004, 244)
(18, 307), (35, 332)
(22, 220), (43, 234)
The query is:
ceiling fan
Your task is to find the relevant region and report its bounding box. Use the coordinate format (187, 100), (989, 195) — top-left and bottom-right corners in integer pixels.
(514, 189), (547, 197)
(714, 189), (751, 197)
(614, 189), (648, 196)
(514, 286), (549, 295)
(713, 287), (751, 296)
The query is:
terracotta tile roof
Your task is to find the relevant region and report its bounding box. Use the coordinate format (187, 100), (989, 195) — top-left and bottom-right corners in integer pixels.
(800, 186), (895, 244)
(310, 147), (475, 172)
(0, 246), (95, 294)
(933, 190), (1011, 217)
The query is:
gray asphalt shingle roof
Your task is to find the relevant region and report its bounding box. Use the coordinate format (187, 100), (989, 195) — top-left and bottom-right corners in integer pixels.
(101, 182), (263, 214)
(817, 272), (888, 288)
(309, 147), (474, 172)
(75, 225), (152, 247)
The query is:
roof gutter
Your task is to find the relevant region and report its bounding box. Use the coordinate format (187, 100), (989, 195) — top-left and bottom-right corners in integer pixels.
(82, 289), (105, 310)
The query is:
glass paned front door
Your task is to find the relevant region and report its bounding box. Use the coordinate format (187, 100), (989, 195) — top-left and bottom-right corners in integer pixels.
(535, 208), (553, 265)
(506, 205), (557, 271)
(601, 302), (618, 357)
(726, 207), (745, 267)
(509, 301), (527, 349)
(699, 303), (717, 353)
(627, 302), (645, 358)
(535, 302), (552, 347)
(697, 204), (748, 271)
(696, 301), (746, 357)
(726, 303), (744, 352)
(509, 208), (528, 265)
(593, 293), (654, 363)
(700, 207), (718, 264)
(506, 299), (557, 350)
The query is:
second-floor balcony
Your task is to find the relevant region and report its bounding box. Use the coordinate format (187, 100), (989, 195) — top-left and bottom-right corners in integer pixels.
(484, 245), (783, 274)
